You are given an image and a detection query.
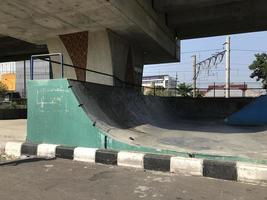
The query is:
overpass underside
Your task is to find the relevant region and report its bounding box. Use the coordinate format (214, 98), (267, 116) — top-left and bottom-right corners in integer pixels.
(1, 0), (267, 85)
(1, 0), (267, 164)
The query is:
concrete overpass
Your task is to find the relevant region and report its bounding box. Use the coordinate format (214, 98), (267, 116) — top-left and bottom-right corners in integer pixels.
(0, 0), (267, 85)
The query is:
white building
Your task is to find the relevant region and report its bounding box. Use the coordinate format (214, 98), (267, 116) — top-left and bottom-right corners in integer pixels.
(142, 75), (177, 89)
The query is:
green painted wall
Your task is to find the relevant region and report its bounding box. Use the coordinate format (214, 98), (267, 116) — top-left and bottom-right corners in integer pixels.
(27, 79), (159, 153)
(27, 79), (105, 148)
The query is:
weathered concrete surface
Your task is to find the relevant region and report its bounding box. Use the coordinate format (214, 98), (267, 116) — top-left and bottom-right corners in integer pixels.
(0, 119), (26, 154)
(0, 120), (26, 145)
(71, 81), (267, 160)
(0, 159), (266, 200)
(48, 30), (144, 85)
(0, 0), (177, 64)
(0, 36), (48, 62)
(2, 0), (267, 64)
(154, 0), (267, 39)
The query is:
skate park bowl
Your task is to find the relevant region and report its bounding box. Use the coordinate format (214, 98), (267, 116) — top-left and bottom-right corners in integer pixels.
(26, 78), (267, 164)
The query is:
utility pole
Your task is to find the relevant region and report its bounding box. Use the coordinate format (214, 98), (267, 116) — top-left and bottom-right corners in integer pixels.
(23, 60), (26, 98)
(225, 36), (231, 98)
(175, 72), (178, 96)
(192, 55), (197, 98)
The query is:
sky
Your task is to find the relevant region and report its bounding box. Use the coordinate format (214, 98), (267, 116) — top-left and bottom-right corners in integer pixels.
(143, 31), (267, 88)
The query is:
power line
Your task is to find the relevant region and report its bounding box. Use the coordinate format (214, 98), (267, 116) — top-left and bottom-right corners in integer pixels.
(232, 49), (267, 53)
(181, 49), (223, 54)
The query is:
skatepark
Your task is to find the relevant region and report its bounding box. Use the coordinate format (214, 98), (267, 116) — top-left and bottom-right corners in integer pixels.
(24, 79), (267, 163)
(0, 0), (267, 173)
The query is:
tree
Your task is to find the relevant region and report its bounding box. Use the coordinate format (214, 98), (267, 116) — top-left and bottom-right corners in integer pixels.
(177, 83), (193, 97)
(144, 86), (169, 96)
(0, 82), (8, 96)
(249, 53), (267, 89)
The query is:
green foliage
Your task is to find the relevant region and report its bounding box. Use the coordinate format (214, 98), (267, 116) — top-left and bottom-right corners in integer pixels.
(8, 102), (18, 109)
(0, 82), (8, 98)
(249, 53), (267, 89)
(145, 86), (170, 96)
(177, 83), (193, 97)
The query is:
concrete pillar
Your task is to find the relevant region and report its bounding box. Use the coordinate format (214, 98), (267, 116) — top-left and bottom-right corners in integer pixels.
(46, 29), (144, 87)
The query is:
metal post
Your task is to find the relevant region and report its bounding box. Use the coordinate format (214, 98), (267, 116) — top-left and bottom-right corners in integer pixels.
(192, 55), (197, 98)
(60, 54), (64, 78)
(30, 56), (34, 80)
(175, 72), (178, 97)
(225, 36), (231, 98)
(23, 60), (26, 97)
(213, 82), (216, 98)
(243, 82), (247, 97)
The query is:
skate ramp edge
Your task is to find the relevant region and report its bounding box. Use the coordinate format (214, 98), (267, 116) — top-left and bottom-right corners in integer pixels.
(26, 79), (267, 164)
(225, 95), (267, 126)
(27, 79), (168, 155)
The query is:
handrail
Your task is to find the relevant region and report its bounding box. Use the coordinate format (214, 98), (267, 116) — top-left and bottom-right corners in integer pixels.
(30, 53), (64, 80)
(31, 54), (143, 89)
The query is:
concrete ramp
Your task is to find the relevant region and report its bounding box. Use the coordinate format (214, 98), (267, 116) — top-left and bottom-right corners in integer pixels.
(27, 79), (267, 162)
(226, 95), (267, 126)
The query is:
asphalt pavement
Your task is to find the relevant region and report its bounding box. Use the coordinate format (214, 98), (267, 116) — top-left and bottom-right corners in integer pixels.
(0, 159), (266, 200)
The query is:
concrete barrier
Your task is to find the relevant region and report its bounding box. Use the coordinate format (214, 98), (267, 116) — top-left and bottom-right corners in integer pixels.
(0, 109), (27, 120)
(2, 142), (267, 185)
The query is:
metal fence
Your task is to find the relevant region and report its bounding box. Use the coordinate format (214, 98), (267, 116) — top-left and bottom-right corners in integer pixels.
(28, 54), (266, 98)
(142, 85), (266, 98)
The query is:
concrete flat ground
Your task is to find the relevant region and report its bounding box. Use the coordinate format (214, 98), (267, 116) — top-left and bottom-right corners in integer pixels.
(0, 159), (266, 200)
(0, 120), (26, 149)
(111, 119), (267, 161)
(0, 119), (267, 162)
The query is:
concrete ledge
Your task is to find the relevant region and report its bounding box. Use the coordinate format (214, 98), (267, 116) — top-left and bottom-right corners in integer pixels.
(2, 142), (267, 185)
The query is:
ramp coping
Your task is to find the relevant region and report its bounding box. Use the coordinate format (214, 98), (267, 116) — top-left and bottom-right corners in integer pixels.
(2, 142), (267, 185)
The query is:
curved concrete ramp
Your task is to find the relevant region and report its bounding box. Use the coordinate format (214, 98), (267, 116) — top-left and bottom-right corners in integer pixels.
(27, 79), (267, 162)
(226, 95), (267, 126)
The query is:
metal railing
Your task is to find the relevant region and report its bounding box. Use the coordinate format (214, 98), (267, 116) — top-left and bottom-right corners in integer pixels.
(29, 53), (266, 98)
(30, 53), (64, 80)
(30, 53), (144, 90)
(142, 86), (266, 98)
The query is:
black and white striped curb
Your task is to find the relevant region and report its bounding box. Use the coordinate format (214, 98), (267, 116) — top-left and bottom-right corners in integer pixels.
(3, 142), (267, 185)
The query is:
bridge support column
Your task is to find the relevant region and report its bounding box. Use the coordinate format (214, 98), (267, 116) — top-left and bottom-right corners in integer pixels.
(46, 29), (144, 86)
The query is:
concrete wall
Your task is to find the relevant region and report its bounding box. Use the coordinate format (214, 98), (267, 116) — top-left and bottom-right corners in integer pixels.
(46, 37), (77, 80)
(47, 29), (144, 86)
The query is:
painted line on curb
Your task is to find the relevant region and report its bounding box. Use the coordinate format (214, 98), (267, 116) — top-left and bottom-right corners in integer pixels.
(74, 147), (97, 163)
(144, 154), (171, 172)
(37, 144), (58, 157)
(170, 157), (203, 176)
(2, 142), (267, 185)
(56, 146), (75, 159)
(95, 149), (118, 165)
(203, 160), (237, 181)
(118, 151), (144, 168)
(21, 143), (38, 156)
(5, 142), (23, 157)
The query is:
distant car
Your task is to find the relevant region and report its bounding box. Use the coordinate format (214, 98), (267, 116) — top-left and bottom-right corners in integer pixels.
(3, 92), (21, 102)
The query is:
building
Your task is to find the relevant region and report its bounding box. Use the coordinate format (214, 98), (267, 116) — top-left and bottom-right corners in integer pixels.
(142, 75), (177, 89)
(0, 60), (50, 97)
(204, 83), (247, 97)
